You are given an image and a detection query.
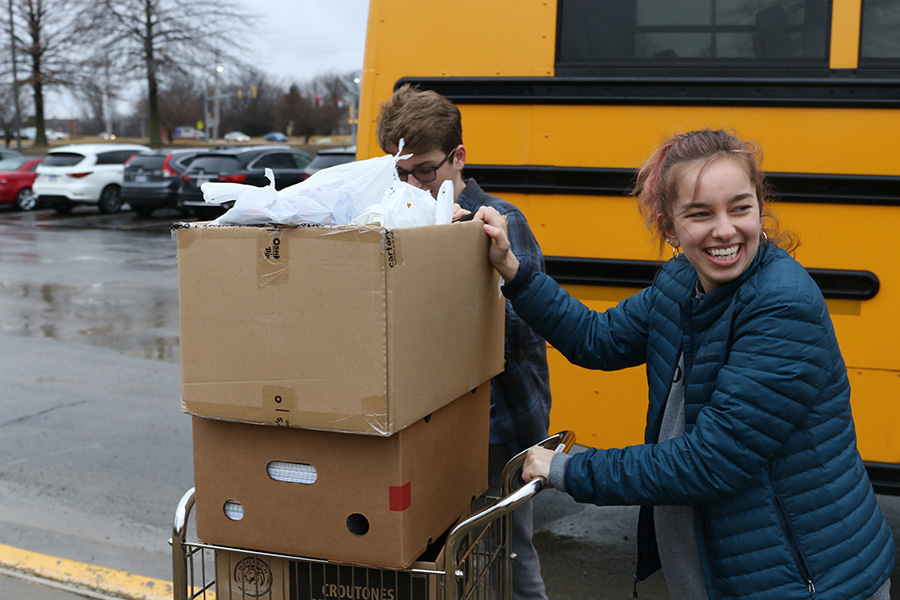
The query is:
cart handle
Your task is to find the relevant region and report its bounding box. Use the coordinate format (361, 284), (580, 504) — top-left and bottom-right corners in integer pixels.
(501, 430), (576, 496)
(171, 487), (196, 600)
(443, 430), (576, 579)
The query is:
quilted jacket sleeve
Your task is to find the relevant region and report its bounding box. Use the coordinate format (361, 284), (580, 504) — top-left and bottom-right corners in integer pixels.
(565, 271), (838, 506)
(511, 271), (652, 372)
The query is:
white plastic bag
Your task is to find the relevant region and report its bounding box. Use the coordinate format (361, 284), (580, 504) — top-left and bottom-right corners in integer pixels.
(205, 169), (359, 226)
(202, 140), (454, 228)
(434, 179), (455, 224)
(282, 153), (402, 217)
(351, 179), (454, 228)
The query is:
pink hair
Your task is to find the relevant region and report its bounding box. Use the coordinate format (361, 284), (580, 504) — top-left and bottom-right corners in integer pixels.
(631, 129), (795, 254)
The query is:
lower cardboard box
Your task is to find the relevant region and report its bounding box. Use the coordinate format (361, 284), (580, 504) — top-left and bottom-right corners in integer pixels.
(192, 383), (489, 569)
(214, 526), (454, 600)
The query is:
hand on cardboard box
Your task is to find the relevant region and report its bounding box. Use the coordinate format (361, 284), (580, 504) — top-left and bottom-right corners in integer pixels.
(475, 206), (520, 282)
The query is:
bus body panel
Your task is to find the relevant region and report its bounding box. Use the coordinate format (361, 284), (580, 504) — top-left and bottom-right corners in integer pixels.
(359, 0), (900, 483)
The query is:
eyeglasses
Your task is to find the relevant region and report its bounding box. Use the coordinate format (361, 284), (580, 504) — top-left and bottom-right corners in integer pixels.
(396, 148), (456, 183)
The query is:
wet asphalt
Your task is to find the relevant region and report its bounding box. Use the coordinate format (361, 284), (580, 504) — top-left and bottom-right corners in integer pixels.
(0, 205), (898, 600)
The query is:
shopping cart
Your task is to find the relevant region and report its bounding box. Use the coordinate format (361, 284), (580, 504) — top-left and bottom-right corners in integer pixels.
(171, 430), (575, 600)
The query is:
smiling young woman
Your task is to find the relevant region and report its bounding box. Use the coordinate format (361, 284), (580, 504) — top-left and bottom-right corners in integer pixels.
(663, 158), (763, 292)
(475, 129), (895, 600)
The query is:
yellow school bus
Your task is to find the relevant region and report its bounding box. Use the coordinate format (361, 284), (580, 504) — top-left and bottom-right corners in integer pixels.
(357, 0), (900, 492)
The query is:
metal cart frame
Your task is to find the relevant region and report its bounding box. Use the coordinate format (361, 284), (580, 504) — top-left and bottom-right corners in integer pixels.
(171, 431), (575, 600)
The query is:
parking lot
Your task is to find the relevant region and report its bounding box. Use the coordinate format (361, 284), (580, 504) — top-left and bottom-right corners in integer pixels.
(1, 205), (899, 599)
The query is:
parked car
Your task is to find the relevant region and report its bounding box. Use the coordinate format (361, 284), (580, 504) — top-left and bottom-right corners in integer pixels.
(300, 146), (356, 180)
(263, 132), (288, 142)
(173, 126), (207, 141)
(224, 131), (251, 142)
(0, 148), (23, 160)
(177, 145), (312, 219)
(0, 155), (44, 211)
(46, 130), (69, 141)
(33, 143), (150, 214)
(122, 148), (207, 217)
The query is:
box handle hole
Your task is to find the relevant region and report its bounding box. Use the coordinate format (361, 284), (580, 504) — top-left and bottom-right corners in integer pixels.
(267, 461), (317, 484)
(346, 513), (370, 536)
(224, 499), (245, 521)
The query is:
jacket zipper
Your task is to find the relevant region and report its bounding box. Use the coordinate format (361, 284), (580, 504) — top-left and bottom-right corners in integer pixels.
(774, 496), (817, 599)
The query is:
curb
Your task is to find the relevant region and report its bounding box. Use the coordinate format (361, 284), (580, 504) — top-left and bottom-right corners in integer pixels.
(0, 543), (172, 600)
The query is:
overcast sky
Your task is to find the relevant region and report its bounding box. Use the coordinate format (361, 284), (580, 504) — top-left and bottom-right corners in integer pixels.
(236, 0), (370, 87)
(44, 0), (370, 120)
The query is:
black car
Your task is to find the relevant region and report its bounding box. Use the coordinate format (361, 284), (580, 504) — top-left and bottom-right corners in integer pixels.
(300, 146), (356, 181)
(122, 148), (207, 217)
(177, 145), (312, 219)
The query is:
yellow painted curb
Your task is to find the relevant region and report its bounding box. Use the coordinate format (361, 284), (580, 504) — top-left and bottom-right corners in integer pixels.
(0, 543), (173, 600)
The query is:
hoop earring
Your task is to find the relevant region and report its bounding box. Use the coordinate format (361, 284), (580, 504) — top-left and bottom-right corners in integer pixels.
(760, 230), (769, 245)
(666, 239), (680, 258)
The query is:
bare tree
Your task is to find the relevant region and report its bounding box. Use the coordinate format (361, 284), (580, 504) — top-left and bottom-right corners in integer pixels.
(307, 71), (360, 137)
(88, 0), (259, 145)
(0, 86), (18, 147)
(276, 84), (316, 143)
(73, 80), (106, 136)
(220, 70), (283, 137)
(157, 78), (203, 143)
(3, 0), (94, 147)
(0, 83), (33, 147)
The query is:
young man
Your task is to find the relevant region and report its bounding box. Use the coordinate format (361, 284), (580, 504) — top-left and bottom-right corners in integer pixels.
(376, 84), (553, 600)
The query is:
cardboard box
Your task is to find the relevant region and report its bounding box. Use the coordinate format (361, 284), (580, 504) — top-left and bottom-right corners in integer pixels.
(175, 221), (505, 436)
(214, 530), (450, 600)
(192, 384), (489, 569)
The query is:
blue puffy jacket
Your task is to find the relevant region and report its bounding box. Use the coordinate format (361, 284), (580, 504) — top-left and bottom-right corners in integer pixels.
(510, 243), (895, 599)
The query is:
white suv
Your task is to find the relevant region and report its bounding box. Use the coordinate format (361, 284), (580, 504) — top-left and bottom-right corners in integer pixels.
(34, 143), (150, 214)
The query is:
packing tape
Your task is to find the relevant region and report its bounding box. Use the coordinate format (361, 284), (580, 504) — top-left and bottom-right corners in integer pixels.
(258, 229), (289, 286)
(383, 229), (403, 268)
(314, 226), (403, 268)
(264, 385), (297, 426)
(256, 388), (390, 434)
(389, 482), (412, 511)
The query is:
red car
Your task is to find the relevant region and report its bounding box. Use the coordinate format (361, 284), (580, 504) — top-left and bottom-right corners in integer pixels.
(0, 155), (44, 211)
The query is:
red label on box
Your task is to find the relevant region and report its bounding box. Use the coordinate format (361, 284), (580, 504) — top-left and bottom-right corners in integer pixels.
(389, 482), (411, 511)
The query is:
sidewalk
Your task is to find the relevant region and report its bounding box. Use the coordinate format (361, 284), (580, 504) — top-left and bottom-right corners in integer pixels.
(1, 572), (100, 600)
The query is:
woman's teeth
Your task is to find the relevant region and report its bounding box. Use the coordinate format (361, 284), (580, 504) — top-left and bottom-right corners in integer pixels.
(706, 245), (739, 260)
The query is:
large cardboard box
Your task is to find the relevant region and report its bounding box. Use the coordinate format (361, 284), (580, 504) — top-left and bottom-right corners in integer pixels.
(175, 221), (505, 436)
(192, 384), (489, 569)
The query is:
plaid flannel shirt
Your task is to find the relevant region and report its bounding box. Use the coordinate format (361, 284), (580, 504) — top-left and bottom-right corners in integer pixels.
(457, 179), (552, 454)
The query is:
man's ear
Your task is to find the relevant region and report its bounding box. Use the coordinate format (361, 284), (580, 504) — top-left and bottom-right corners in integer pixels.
(453, 145), (467, 170)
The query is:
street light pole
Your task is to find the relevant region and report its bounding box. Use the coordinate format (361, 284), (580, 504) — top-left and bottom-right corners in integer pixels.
(213, 65), (223, 141)
(352, 77), (361, 144)
(8, 0), (22, 151)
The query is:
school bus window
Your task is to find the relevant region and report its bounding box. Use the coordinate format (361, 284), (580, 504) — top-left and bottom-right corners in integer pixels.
(860, 0), (900, 61)
(557, 0), (829, 65)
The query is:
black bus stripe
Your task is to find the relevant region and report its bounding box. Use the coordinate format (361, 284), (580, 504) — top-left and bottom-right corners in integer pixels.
(398, 76), (900, 108)
(545, 257), (879, 300)
(463, 165), (900, 207)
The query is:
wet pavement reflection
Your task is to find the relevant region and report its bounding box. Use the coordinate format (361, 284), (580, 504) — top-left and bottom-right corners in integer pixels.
(0, 207), (183, 364)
